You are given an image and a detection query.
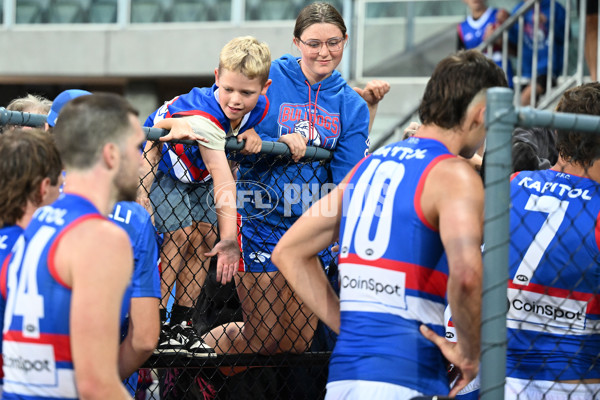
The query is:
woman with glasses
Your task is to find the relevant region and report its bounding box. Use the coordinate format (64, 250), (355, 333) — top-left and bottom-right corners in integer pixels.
(202, 2), (382, 357)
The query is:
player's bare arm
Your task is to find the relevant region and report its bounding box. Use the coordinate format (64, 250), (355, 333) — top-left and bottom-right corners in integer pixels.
(272, 174), (351, 334)
(118, 296), (159, 379)
(420, 157), (483, 396)
(199, 145), (240, 285)
(55, 219), (134, 400)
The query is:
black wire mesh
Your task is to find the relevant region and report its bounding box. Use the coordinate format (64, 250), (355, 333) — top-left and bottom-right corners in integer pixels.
(138, 144), (337, 400)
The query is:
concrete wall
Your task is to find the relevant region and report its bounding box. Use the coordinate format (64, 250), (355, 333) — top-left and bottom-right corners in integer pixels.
(0, 22), (301, 80)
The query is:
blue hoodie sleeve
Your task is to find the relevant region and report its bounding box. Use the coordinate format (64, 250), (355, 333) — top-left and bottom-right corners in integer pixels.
(330, 87), (370, 184)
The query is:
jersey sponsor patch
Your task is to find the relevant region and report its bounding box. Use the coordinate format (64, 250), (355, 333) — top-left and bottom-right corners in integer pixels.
(339, 263), (407, 314)
(507, 287), (587, 330)
(3, 341), (56, 386)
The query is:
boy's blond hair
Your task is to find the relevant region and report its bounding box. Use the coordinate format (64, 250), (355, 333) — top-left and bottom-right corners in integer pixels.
(219, 36), (271, 85)
(6, 94), (52, 114)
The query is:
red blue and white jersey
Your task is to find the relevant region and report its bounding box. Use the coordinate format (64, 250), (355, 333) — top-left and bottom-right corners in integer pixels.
(457, 8), (499, 50)
(509, 0), (566, 78)
(144, 84), (269, 184)
(457, 7), (514, 88)
(508, 169), (600, 381)
(0, 225), (25, 386)
(1, 194), (104, 400)
(330, 137), (454, 394)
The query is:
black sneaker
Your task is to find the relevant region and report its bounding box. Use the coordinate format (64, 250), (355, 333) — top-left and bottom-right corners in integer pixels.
(155, 323), (185, 354)
(170, 322), (215, 356)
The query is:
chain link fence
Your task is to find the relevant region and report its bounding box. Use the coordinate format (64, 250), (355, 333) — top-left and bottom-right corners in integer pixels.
(482, 87), (600, 400)
(3, 86), (600, 400)
(0, 107), (337, 399)
(138, 133), (337, 400)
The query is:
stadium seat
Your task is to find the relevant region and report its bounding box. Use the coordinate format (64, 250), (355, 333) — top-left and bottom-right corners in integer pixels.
(171, 0), (208, 22)
(256, 0), (294, 20)
(48, 0), (86, 23)
(204, 0), (231, 21)
(131, 0), (164, 23)
(16, 0), (45, 23)
(89, 0), (117, 23)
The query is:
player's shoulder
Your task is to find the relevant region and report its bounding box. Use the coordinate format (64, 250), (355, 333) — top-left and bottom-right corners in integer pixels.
(66, 216), (130, 248)
(430, 157), (483, 190)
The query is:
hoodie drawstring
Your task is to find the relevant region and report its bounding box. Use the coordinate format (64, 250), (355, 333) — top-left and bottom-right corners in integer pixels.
(305, 81), (322, 142)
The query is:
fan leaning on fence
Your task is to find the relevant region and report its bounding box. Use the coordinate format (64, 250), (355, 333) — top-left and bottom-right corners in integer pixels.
(272, 49), (508, 399)
(138, 36), (272, 355)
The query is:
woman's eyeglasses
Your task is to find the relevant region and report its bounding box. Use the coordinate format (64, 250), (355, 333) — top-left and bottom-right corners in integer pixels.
(297, 37), (346, 54)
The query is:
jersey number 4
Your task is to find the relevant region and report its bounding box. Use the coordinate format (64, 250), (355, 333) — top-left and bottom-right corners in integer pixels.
(4, 226), (55, 338)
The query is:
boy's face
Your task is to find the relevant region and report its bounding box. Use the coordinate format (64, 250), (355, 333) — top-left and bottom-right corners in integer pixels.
(215, 68), (271, 127)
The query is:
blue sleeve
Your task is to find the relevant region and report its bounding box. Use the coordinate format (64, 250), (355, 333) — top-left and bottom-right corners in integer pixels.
(131, 215), (161, 299)
(329, 89), (370, 185)
(554, 4), (566, 45)
(508, 3), (521, 44)
(143, 109), (158, 128)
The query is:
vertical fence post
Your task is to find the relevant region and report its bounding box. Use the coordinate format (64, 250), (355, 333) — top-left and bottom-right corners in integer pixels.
(480, 87), (516, 400)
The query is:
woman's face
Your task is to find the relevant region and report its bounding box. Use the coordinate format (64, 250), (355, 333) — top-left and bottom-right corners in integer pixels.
(294, 23), (347, 85)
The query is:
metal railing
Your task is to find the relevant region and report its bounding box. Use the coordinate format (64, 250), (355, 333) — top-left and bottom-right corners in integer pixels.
(477, 0), (585, 108)
(0, 107), (333, 161)
(371, 0), (588, 151)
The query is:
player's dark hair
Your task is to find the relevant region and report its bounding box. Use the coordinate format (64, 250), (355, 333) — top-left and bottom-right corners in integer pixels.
(555, 82), (600, 167)
(0, 128), (62, 227)
(418, 49), (508, 129)
(294, 2), (347, 39)
(53, 93), (138, 170)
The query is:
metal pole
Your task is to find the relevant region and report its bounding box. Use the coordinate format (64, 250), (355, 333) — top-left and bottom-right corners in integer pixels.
(406, 1), (415, 52)
(596, 0), (600, 81)
(531, 0), (540, 106)
(546, 0), (555, 94)
(562, 0), (571, 77)
(578, 0), (587, 85)
(516, 15), (524, 106)
(480, 87), (515, 400)
(117, 0), (129, 28)
(4, 0), (14, 28)
(342, 0), (353, 81)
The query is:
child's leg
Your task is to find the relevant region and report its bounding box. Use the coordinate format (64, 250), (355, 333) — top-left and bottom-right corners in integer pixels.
(171, 181), (218, 322)
(148, 171), (195, 315)
(203, 271), (286, 354)
(160, 227), (192, 310)
(174, 221), (217, 311)
(203, 273), (317, 354)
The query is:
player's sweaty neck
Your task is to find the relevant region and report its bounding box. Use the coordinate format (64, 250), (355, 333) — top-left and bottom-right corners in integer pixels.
(62, 169), (116, 216)
(415, 124), (476, 157)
